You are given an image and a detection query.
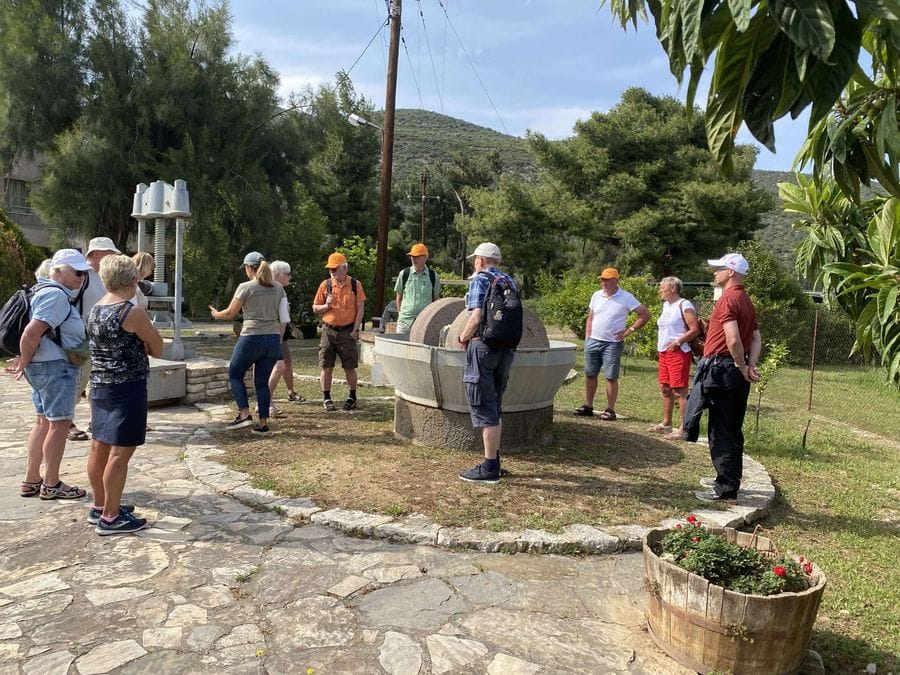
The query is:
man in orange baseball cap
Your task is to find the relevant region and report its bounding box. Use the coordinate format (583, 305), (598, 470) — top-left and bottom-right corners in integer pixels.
(574, 266), (650, 421)
(393, 242), (441, 334)
(312, 252), (366, 411)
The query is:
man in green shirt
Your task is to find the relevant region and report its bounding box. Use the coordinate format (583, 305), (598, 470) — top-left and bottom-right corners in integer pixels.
(394, 243), (441, 334)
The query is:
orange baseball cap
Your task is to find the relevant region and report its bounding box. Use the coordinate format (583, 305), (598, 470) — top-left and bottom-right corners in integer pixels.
(325, 252), (348, 269)
(599, 267), (620, 279)
(407, 243), (429, 257)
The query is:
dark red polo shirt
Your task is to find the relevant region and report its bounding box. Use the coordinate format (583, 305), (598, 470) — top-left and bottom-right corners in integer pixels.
(703, 284), (758, 357)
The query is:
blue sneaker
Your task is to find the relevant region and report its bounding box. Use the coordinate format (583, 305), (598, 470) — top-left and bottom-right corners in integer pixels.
(95, 510), (148, 536)
(458, 464), (500, 484)
(87, 504), (136, 525)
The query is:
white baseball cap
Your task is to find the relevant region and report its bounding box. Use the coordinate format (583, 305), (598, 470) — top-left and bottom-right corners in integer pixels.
(467, 242), (502, 261)
(86, 236), (121, 255)
(50, 248), (92, 271)
(707, 253), (749, 275)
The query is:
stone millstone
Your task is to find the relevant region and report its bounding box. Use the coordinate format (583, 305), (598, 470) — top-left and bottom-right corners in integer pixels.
(444, 306), (549, 350)
(408, 297), (466, 346)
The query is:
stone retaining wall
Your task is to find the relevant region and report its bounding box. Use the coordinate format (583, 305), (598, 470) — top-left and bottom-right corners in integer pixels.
(181, 357), (254, 404)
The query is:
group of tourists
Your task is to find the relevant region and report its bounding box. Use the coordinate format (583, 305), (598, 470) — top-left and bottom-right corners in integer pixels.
(9, 238), (162, 535)
(10, 232), (758, 536)
(573, 252), (760, 504)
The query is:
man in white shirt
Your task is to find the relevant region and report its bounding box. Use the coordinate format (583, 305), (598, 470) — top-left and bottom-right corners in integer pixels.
(575, 267), (650, 420)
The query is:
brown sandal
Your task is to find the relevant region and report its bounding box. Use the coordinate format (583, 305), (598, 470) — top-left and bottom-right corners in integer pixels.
(20, 479), (42, 498)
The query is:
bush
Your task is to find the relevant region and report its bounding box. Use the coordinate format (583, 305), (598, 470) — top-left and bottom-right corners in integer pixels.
(0, 208), (45, 301)
(660, 516), (812, 596)
(431, 267), (467, 298)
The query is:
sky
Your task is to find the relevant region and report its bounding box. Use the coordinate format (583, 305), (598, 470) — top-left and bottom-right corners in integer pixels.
(227, 0), (807, 171)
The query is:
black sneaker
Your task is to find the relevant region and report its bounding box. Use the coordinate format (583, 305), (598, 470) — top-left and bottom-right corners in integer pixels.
(226, 414), (254, 430)
(574, 404), (594, 416)
(458, 464), (500, 484)
(694, 489), (737, 504)
(323, 399), (336, 411)
(87, 503), (135, 525)
(95, 510), (148, 536)
(343, 398), (357, 411)
(251, 424), (272, 437)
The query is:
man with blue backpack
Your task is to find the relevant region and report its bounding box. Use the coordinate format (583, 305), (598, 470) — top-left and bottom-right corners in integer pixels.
(457, 242), (523, 484)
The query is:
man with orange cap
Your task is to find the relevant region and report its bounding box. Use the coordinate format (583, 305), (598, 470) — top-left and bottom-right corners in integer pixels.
(312, 252), (366, 411)
(575, 267), (650, 420)
(394, 242), (441, 334)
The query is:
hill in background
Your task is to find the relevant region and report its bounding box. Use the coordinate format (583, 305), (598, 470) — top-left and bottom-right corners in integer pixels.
(391, 109), (806, 273)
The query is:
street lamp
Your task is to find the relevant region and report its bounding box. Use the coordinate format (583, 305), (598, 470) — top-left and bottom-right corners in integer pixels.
(347, 113), (383, 134)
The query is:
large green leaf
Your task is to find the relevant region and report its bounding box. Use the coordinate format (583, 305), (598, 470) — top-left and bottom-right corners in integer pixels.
(875, 197), (899, 264)
(878, 284), (898, 325)
(680, 0), (705, 63)
(807, 2), (861, 127)
(854, 0), (900, 21)
(727, 0), (752, 31)
(743, 34), (800, 149)
(706, 15), (778, 173)
(769, 0), (836, 59)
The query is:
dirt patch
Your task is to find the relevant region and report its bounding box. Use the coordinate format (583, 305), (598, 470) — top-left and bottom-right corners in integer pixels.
(214, 397), (715, 530)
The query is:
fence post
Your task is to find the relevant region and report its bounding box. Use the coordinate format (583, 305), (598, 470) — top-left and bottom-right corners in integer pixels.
(802, 309), (820, 449)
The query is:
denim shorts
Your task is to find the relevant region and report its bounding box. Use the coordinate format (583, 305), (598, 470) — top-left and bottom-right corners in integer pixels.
(463, 340), (514, 428)
(25, 359), (80, 421)
(584, 339), (624, 380)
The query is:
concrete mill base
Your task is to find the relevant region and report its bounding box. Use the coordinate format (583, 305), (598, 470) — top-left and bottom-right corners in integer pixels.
(394, 397), (554, 453)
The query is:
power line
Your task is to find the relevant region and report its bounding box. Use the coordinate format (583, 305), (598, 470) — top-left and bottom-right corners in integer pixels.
(400, 32), (426, 109)
(433, 0), (508, 133)
(416, 0), (444, 112)
(373, 0), (388, 71)
(439, 0), (448, 108)
(346, 17), (390, 76)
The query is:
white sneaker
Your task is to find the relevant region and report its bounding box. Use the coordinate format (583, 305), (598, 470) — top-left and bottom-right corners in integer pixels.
(269, 405), (286, 419)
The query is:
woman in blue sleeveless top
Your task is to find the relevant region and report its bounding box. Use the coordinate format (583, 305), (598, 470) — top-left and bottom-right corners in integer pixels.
(86, 255), (162, 535)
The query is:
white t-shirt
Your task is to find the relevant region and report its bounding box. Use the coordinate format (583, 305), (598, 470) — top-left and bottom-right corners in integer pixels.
(657, 299), (695, 352)
(588, 288), (641, 342)
(80, 269), (106, 319)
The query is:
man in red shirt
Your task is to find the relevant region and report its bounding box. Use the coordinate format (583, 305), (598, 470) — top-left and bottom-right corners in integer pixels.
(692, 253), (761, 504)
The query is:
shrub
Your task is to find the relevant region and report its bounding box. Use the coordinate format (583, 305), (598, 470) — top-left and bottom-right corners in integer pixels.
(0, 208), (45, 300)
(659, 516), (813, 596)
(432, 267), (467, 298)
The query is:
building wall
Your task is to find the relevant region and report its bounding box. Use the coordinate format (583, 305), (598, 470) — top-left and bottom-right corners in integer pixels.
(3, 153), (60, 249)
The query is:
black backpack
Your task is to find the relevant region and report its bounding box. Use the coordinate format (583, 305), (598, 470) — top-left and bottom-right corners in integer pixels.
(477, 272), (523, 349)
(399, 266), (438, 299)
(0, 283), (67, 357)
(325, 276), (357, 296)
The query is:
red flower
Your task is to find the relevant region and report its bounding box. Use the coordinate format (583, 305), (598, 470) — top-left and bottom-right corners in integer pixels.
(803, 562), (813, 574)
(773, 566), (786, 577)
(692, 536), (700, 543)
(686, 514), (698, 525)
(798, 556), (805, 563)
(676, 524), (682, 529)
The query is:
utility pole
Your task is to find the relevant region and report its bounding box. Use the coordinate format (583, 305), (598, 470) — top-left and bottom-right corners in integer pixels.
(420, 171), (427, 242)
(374, 0), (402, 316)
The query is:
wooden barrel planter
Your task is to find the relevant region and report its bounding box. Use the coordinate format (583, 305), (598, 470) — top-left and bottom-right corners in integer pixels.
(643, 527), (826, 674)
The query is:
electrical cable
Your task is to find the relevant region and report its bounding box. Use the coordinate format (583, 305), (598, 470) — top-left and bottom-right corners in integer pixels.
(416, 0), (444, 112)
(434, 0), (508, 133)
(373, 0), (388, 70)
(346, 17), (390, 76)
(400, 31), (426, 109)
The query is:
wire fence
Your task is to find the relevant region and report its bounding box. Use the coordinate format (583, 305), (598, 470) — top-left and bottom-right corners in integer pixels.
(557, 302), (897, 446)
(748, 307), (899, 444)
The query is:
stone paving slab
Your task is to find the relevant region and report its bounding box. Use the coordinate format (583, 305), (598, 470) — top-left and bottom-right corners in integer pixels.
(0, 375), (774, 673)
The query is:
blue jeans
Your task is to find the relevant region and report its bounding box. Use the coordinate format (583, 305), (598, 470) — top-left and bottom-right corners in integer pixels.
(228, 334), (281, 418)
(25, 359), (79, 421)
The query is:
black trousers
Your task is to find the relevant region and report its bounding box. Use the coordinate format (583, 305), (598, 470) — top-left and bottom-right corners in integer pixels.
(705, 360), (751, 498)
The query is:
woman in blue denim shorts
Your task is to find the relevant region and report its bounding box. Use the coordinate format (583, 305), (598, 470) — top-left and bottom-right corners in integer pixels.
(6, 249), (92, 500)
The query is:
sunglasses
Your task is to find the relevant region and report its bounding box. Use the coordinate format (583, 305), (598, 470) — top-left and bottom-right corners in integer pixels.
(75, 270), (85, 278)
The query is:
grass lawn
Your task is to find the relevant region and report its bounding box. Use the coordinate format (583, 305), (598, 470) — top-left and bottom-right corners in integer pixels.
(198, 334), (898, 672)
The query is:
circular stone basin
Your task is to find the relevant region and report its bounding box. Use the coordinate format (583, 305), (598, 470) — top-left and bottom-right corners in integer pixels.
(375, 299), (575, 452)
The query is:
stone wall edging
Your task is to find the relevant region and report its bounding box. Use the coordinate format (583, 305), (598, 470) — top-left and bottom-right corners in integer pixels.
(185, 405), (776, 555)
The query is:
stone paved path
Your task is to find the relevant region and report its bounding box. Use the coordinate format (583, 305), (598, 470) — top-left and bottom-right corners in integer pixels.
(0, 377), (695, 674)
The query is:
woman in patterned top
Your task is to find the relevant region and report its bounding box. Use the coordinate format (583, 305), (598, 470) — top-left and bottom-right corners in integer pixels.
(86, 255), (162, 535)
